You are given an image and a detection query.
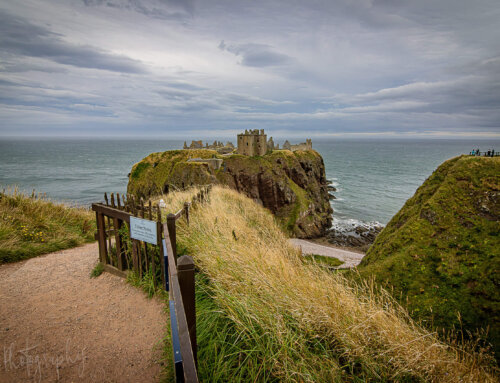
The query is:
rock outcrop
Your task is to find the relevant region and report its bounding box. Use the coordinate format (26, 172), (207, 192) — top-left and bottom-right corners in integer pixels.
(325, 223), (383, 251)
(127, 149), (333, 238)
(358, 155), (500, 358)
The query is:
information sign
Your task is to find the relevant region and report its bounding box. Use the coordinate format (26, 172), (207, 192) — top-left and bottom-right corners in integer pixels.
(130, 216), (157, 245)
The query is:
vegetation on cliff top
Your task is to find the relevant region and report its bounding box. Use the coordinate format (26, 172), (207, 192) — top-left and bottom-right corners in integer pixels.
(0, 188), (96, 263)
(161, 185), (495, 382)
(358, 155), (500, 357)
(127, 149), (332, 238)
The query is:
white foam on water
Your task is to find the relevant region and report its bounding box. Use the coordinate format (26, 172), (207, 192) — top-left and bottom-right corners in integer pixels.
(331, 217), (384, 238)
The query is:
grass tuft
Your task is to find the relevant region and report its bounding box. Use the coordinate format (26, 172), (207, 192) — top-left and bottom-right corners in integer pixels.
(303, 253), (344, 268)
(90, 262), (104, 278)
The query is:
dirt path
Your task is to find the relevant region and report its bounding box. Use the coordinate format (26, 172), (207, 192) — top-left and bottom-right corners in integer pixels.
(289, 239), (365, 267)
(0, 243), (166, 383)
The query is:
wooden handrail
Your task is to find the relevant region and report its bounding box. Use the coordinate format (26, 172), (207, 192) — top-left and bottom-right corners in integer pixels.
(163, 224), (199, 382)
(174, 209), (184, 219)
(92, 203), (132, 223)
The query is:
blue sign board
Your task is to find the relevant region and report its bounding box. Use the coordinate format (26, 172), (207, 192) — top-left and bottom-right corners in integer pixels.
(130, 216), (157, 244)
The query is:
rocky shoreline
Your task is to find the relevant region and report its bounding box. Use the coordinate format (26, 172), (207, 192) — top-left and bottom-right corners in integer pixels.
(324, 179), (383, 252)
(324, 222), (384, 252)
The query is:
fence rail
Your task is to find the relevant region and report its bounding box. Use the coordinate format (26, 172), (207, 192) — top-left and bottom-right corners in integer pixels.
(92, 185), (212, 382)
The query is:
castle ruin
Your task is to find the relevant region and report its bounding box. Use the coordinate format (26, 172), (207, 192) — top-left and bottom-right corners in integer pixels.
(184, 140), (234, 154)
(237, 129), (268, 156)
(282, 139), (312, 151)
(183, 130), (311, 156)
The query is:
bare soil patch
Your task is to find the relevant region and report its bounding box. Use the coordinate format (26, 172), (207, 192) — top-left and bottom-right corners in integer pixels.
(0, 243), (166, 383)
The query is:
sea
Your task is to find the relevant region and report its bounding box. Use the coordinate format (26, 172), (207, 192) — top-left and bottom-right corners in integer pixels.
(1, 138), (498, 232)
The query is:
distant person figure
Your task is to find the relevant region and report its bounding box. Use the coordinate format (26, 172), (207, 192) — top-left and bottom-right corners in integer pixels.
(471, 149), (475, 155)
(487, 150), (491, 156)
(476, 148), (480, 156)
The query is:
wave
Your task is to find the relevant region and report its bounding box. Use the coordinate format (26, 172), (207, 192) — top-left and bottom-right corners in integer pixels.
(331, 217), (384, 237)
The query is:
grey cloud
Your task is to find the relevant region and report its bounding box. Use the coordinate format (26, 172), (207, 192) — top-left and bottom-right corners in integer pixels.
(0, 11), (146, 73)
(81, 0), (194, 19)
(219, 40), (292, 67)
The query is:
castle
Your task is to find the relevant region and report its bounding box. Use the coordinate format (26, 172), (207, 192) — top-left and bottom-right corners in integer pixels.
(237, 129), (311, 155)
(237, 129), (268, 156)
(184, 130), (312, 156)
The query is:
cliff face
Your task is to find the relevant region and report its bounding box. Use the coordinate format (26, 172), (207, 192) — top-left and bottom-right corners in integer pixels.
(358, 155), (500, 357)
(127, 149), (333, 238)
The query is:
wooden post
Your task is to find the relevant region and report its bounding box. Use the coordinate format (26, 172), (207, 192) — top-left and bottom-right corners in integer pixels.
(131, 196), (136, 215)
(157, 205), (165, 287)
(167, 214), (177, 263)
(117, 194), (121, 210)
(96, 212), (109, 264)
(104, 193), (112, 256)
(140, 199), (149, 274)
(177, 255), (197, 366)
(114, 218), (126, 271)
(111, 193), (115, 208)
(184, 202), (190, 225)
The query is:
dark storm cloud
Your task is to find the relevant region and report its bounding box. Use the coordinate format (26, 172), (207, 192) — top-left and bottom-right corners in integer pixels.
(0, 11), (146, 73)
(219, 41), (292, 67)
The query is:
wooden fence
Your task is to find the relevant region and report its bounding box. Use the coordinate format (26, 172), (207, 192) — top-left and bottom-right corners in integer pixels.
(92, 185), (212, 383)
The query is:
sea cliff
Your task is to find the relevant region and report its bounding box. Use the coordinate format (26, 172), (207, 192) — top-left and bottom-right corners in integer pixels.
(127, 149), (333, 238)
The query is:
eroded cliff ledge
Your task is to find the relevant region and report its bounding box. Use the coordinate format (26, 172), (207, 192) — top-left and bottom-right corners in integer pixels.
(127, 149), (333, 238)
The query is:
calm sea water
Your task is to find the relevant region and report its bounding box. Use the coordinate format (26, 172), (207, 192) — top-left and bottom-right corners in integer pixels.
(1, 138), (498, 228)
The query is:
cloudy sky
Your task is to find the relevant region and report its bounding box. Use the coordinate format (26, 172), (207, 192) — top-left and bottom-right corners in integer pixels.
(1, 0), (499, 138)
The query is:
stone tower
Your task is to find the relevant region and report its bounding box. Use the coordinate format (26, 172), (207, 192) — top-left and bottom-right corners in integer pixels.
(237, 129), (267, 156)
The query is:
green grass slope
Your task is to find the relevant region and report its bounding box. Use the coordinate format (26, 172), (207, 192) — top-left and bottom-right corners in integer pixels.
(358, 155), (500, 356)
(168, 186), (496, 382)
(0, 190), (96, 263)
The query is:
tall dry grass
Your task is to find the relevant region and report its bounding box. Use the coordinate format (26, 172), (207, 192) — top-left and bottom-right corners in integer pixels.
(150, 186), (202, 217)
(177, 186), (497, 382)
(0, 187), (95, 263)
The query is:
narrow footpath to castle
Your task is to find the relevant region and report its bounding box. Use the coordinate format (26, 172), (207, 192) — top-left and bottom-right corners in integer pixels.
(289, 239), (365, 268)
(0, 243), (166, 383)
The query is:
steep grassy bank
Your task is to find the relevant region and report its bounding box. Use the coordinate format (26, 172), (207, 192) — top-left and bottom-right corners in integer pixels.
(171, 186), (495, 382)
(358, 155), (500, 357)
(0, 189), (95, 263)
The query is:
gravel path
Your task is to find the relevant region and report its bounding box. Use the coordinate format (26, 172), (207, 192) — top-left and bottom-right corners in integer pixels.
(0, 243), (166, 383)
(289, 239), (365, 268)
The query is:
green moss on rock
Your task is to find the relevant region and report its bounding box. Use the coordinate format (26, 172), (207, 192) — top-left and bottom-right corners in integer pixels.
(358, 155), (500, 356)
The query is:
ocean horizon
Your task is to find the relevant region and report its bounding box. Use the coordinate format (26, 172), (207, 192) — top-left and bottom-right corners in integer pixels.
(1, 137), (499, 232)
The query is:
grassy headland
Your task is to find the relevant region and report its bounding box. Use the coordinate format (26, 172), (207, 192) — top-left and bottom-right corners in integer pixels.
(166, 185), (496, 382)
(358, 155), (500, 357)
(127, 148), (333, 238)
(0, 189), (96, 263)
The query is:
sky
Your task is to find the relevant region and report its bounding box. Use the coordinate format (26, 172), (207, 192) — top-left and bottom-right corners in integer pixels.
(1, 0), (499, 139)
